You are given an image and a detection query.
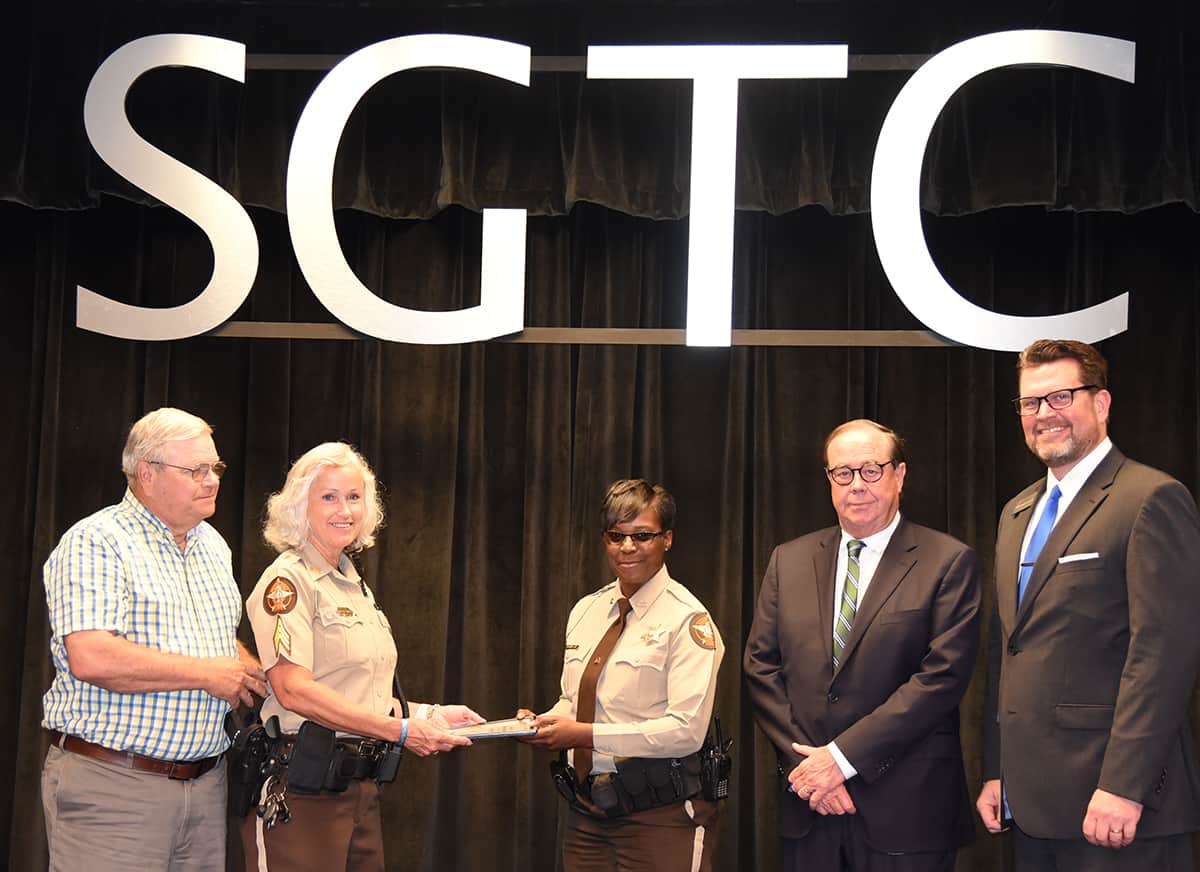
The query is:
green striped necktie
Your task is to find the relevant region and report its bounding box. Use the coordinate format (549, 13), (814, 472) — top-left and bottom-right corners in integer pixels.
(833, 539), (866, 668)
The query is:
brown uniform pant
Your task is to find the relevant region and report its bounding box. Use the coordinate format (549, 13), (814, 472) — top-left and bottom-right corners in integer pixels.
(563, 798), (719, 872)
(240, 779), (384, 872)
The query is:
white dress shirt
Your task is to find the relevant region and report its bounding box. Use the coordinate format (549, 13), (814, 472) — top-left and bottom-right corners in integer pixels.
(1018, 437), (1113, 575)
(828, 511), (902, 779)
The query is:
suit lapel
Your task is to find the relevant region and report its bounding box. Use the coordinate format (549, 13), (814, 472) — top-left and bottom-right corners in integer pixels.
(997, 482), (1042, 639)
(814, 529), (839, 669)
(835, 519), (917, 675)
(1013, 448), (1124, 635)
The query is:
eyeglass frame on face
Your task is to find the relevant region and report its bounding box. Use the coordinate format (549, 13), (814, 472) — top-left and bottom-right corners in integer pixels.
(824, 460), (897, 487)
(604, 530), (667, 545)
(1011, 385), (1098, 417)
(148, 460), (228, 482)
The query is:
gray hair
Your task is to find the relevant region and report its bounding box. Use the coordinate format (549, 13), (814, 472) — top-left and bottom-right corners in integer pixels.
(263, 442), (384, 554)
(823, 419), (907, 467)
(121, 407), (213, 487)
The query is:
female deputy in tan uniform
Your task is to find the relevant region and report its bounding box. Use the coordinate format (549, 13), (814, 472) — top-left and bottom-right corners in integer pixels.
(241, 442), (482, 871)
(519, 479), (725, 872)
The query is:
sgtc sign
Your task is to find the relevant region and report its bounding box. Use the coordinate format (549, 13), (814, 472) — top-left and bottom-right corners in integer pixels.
(80, 31), (1133, 351)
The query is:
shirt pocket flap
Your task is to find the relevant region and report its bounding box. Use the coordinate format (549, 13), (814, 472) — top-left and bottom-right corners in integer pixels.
(612, 643), (669, 672)
(315, 605), (366, 628)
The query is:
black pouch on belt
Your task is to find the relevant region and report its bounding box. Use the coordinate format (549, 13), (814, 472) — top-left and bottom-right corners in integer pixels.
(287, 720), (338, 793)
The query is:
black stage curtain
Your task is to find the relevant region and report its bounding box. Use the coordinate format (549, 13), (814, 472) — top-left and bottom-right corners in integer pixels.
(5, 1), (1200, 870)
(3, 198), (1200, 871)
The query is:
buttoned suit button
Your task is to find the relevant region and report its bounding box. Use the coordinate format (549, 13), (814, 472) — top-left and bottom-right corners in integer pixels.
(827, 693), (838, 703)
(1007, 644), (1020, 655)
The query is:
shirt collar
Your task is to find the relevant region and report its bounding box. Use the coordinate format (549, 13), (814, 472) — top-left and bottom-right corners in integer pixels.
(299, 541), (362, 585)
(609, 563), (671, 619)
(1046, 437), (1113, 501)
(839, 510), (902, 555)
(122, 488), (199, 545)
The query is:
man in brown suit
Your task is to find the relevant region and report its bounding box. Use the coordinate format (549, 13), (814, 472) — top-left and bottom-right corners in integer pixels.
(745, 419), (980, 871)
(978, 339), (1200, 870)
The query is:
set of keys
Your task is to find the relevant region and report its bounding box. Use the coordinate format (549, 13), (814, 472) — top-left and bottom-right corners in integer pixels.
(258, 774), (291, 830)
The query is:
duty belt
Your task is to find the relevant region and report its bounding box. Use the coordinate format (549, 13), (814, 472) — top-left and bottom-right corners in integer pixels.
(553, 752), (703, 818)
(279, 735), (391, 781)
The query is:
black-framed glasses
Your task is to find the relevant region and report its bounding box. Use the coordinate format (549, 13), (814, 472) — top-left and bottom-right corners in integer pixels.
(1011, 385), (1098, 416)
(824, 460), (897, 487)
(604, 530), (666, 545)
(149, 460), (228, 481)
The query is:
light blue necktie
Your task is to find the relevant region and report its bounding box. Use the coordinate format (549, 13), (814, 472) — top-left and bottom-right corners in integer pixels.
(1017, 485), (1061, 607)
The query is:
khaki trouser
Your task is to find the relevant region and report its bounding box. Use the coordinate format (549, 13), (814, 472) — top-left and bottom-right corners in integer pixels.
(42, 744), (227, 872)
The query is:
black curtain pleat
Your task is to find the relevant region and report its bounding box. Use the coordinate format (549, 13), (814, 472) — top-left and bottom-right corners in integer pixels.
(4, 198), (1200, 871)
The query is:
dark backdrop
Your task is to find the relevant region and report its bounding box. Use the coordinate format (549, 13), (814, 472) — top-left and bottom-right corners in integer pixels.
(3, 2), (1200, 870)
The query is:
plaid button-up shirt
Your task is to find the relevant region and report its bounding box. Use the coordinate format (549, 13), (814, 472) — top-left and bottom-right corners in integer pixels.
(42, 489), (243, 760)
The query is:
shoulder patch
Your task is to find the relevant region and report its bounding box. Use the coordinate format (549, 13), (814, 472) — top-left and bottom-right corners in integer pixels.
(688, 613), (717, 650)
(263, 576), (298, 615)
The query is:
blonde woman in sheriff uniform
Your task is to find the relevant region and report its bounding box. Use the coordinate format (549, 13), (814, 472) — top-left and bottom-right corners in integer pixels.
(520, 479), (725, 872)
(241, 442), (482, 871)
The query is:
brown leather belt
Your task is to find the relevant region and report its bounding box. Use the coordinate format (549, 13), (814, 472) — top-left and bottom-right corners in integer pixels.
(48, 730), (222, 780)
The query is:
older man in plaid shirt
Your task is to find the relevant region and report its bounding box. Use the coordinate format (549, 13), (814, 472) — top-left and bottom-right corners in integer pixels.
(40, 407), (267, 872)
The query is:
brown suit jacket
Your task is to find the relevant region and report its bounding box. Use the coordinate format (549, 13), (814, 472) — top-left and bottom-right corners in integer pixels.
(744, 518), (980, 852)
(983, 446), (1200, 839)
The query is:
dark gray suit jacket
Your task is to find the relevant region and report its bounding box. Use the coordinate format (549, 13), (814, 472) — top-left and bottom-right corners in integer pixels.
(744, 518), (980, 852)
(983, 446), (1200, 839)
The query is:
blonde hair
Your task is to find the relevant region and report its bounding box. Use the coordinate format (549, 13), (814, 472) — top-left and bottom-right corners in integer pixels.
(121, 407), (213, 487)
(263, 442), (384, 554)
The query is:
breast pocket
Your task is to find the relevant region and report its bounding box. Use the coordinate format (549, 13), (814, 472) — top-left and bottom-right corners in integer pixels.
(312, 606), (367, 670)
(1055, 556), (1106, 574)
(562, 648), (588, 694)
(609, 644), (669, 708)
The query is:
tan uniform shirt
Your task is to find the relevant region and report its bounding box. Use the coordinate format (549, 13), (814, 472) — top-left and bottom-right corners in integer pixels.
(246, 543), (398, 734)
(547, 565), (724, 774)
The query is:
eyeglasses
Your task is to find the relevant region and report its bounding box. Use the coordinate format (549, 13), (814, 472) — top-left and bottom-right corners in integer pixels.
(824, 460), (897, 486)
(604, 530), (667, 545)
(1011, 385), (1098, 416)
(149, 460), (228, 481)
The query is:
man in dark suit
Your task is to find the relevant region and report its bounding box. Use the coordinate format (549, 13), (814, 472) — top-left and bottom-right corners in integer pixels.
(745, 418), (980, 872)
(978, 339), (1200, 870)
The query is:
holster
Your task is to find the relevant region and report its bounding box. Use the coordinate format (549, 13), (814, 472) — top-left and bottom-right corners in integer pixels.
(224, 712), (277, 817)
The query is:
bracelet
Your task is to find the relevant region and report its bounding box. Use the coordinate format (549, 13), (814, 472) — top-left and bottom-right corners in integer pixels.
(399, 718), (409, 747)
(416, 703), (431, 720)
